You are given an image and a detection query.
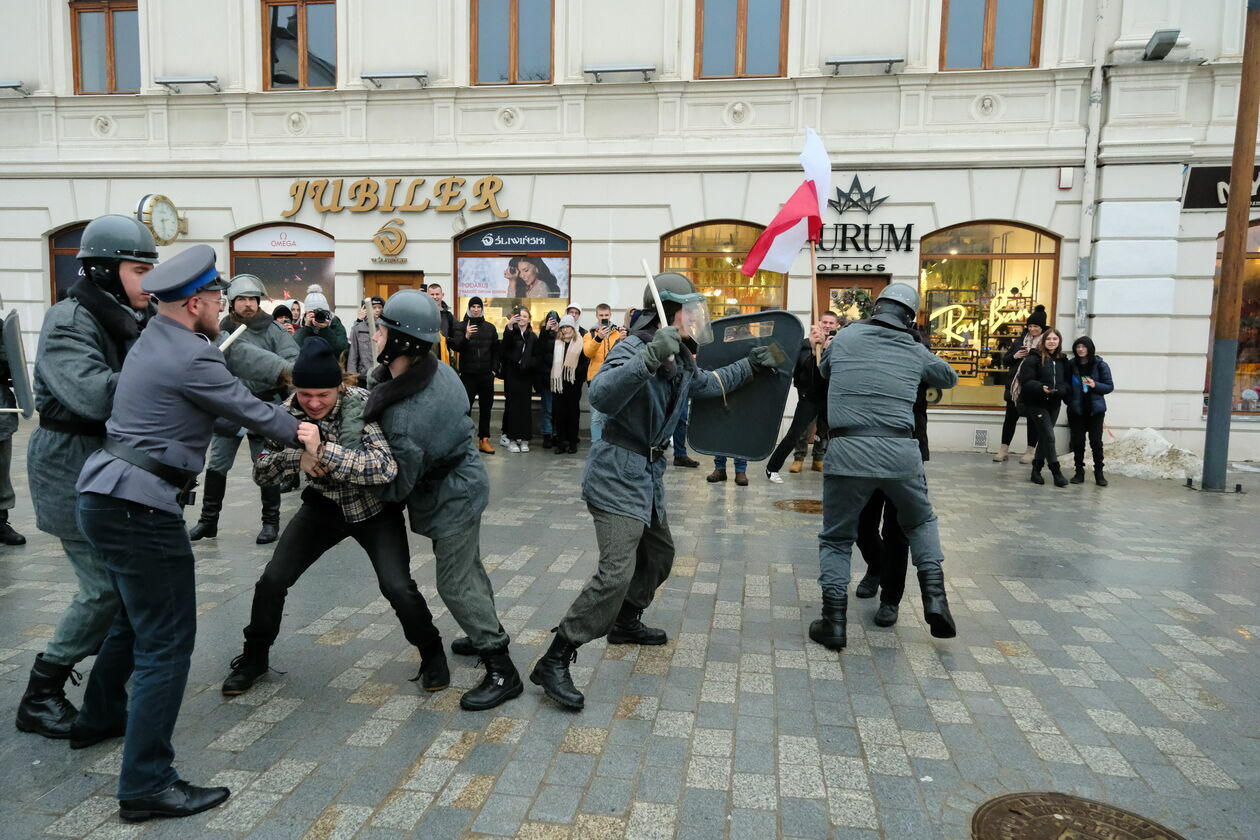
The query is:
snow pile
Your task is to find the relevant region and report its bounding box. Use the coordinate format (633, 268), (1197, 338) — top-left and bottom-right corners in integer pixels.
(1102, 427), (1203, 481)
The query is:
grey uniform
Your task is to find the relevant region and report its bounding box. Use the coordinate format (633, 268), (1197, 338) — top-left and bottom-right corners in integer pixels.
(207, 315), (298, 473)
(816, 321), (958, 596)
(559, 333), (753, 644)
(0, 342), (19, 513)
(370, 358), (507, 653)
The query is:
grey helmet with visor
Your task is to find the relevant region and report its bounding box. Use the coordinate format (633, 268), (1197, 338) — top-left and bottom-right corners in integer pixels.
(639, 271), (714, 345)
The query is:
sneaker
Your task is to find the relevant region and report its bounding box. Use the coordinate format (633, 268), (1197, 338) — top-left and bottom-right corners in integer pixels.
(518, 440), (530, 452)
(499, 434), (511, 446)
(766, 470), (784, 484)
(507, 440), (522, 453)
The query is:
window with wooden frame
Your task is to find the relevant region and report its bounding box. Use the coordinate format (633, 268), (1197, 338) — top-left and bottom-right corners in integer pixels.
(471, 0), (553, 85)
(70, 1), (140, 95)
(49, 223), (89, 303)
(695, 0), (788, 79)
(941, 0), (1043, 70)
(262, 0), (336, 90)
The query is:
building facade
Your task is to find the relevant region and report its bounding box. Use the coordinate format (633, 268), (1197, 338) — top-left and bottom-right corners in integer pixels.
(2, 0), (1257, 458)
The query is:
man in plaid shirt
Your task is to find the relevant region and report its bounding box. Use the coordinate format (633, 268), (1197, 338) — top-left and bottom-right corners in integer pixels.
(220, 337), (449, 696)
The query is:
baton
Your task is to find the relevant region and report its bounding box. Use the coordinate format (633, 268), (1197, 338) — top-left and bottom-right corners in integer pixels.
(218, 323), (249, 353)
(640, 259), (675, 362)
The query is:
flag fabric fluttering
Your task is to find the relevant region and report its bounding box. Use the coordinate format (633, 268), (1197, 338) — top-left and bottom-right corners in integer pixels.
(740, 128), (831, 277)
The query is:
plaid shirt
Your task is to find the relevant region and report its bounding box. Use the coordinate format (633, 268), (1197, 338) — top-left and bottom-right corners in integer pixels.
(254, 387), (397, 523)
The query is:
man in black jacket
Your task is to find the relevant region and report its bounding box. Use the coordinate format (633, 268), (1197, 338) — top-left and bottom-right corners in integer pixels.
(448, 296), (499, 453)
(765, 311), (837, 482)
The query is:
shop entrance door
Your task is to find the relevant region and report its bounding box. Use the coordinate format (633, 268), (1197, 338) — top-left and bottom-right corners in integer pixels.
(363, 271), (426, 301)
(816, 274), (890, 322)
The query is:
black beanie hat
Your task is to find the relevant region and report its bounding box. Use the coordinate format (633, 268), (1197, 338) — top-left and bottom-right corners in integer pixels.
(1026, 305), (1048, 329)
(469, 296), (484, 308)
(292, 337), (343, 388)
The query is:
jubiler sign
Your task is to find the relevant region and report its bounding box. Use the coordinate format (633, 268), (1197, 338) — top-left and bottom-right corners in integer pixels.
(281, 175), (509, 218)
(815, 175), (914, 273)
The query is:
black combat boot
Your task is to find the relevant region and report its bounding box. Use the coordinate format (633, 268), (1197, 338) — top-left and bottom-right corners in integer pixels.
(411, 645), (450, 693)
(918, 566), (956, 639)
(15, 654), (78, 738)
(189, 470), (227, 540)
(1029, 460), (1045, 485)
(854, 574), (881, 599)
(529, 633), (584, 710)
(461, 648), (524, 711)
(0, 509), (26, 545)
(1094, 468), (1108, 487)
(1049, 463), (1069, 488)
(808, 592), (847, 650)
(873, 601), (900, 628)
(221, 646), (270, 696)
(607, 603), (667, 645)
(1070, 466), (1086, 484)
(256, 485), (281, 544)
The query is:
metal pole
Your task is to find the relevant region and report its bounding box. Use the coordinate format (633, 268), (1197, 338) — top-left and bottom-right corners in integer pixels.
(1203, 0), (1260, 491)
(1075, 0), (1109, 334)
(810, 239), (822, 364)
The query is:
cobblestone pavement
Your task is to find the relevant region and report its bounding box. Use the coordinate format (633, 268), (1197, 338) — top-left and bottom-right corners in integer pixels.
(0, 424), (1256, 840)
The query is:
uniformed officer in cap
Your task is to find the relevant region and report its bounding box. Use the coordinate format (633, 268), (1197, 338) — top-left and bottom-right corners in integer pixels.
(71, 244), (313, 822)
(811, 282), (959, 651)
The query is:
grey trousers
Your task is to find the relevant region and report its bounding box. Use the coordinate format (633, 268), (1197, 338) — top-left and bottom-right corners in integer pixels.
(0, 437), (13, 510)
(432, 524), (510, 652)
(818, 472), (943, 599)
(558, 504), (674, 645)
(43, 536), (121, 666)
(207, 431), (267, 475)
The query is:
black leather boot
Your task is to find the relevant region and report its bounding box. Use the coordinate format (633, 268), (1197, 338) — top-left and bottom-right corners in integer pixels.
(411, 646), (450, 693)
(450, 636), (476, 656)
(918, 566), (956, 639)
(529, 633), (584, 710)
(1049, 463), (1069, 488)
(1094, 467), (1108, 487)
(1029, 461), (1045, 485)
(461, 648), (524, 711)
(0, 509), (26, 545)
(607, 603), (667, 645)
(256, 485), (281, 544)
(1069, 466), (1085, 484)
(808, 592), (847, 650)
(15, 654), (78, 738)
(854, 574), (881, 599)
(221, 647), (270, 696)
(189, 470), (226, 540)
(873, 601), (900, 627)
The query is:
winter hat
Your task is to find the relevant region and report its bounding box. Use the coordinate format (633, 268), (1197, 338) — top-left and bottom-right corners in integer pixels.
(565, 304), (582, 318)
(1073, 335), (1096, 362)
(272, 304), (293, 320)
(306, 283), (323, 295)
(469, 296), (484, 309)
(292, 337), (343, 388)
(558, 314), (578, 331)
(369, 296), (385, 306)
(304, 291), (330, 313)
(1026, 305), (1048, 329)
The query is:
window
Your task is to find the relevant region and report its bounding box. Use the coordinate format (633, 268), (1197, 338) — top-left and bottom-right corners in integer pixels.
(262, 0), (336, 90)
(49, 223), (89, 302)
(454, 223), (570, 330)
(230, 224), (336, 309)
(696, 0), (788, 79)
(919, 222), (1059, 408)
(1209, 223), (1260, 414)
(70, 1), (140, 94)
(941, 0), (1042, 70)
(471, 0), (553, 85)
(661, 221), (786, 320)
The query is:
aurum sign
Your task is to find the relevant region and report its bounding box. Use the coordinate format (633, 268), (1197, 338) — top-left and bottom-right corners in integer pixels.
(282, 176), (509, 218)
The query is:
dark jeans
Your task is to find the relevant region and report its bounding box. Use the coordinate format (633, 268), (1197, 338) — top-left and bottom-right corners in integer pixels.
(1000, 400), (1034, 447)
(856, 491), (908, 604)
(75, 493), (197, 800)
(244, 494), (440, 655)
(1028, 402), (1062, 468)
(461, 371), (494, 438)
(553, 381), (583, 446)
(672, 400), (689, 458)
(1068, 411), (1105, 471)
(768, 396), (822, 472)
(502, 366), (533, 441)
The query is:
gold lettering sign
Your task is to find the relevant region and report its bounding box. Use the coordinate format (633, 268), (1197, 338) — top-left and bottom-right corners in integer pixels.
(929, 290), (1032, 344)
(282, 176), (509, 219)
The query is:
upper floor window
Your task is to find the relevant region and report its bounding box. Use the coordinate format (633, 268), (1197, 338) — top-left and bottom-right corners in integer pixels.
(942, 0), (1042, 70)
(263, 0), (336, 90)
(71, 1), (140, 95)
(696, 0), (788, 79)
(472, 0), (553, 85)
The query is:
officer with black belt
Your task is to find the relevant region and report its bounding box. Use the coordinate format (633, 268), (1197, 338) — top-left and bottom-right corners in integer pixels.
(71, 245), (311, 822)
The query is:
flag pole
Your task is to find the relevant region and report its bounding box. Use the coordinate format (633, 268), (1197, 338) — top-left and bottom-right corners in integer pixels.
(810, 239), (822, 364)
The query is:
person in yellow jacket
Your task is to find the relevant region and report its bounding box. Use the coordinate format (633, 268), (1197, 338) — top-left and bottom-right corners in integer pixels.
(582, 303), (625, 442)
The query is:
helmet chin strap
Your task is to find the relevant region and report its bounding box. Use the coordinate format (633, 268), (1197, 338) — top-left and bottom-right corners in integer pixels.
(377, 329), (430, 365)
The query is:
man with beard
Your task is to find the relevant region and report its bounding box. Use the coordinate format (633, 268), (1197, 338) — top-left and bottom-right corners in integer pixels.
(72, 245), (311, 822)
(187, 274), (298, 544)
(16, 214), (158, 741)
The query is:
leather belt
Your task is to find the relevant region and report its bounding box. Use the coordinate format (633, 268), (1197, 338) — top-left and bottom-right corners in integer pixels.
(102, 438), (199, 506)
(829, 426), (913, 440)
(39, 415), (107, 437)
(602, 427), (671, 462)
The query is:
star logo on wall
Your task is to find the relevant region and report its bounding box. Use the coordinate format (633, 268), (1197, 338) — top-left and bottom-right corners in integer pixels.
(828, 176), (889, 216)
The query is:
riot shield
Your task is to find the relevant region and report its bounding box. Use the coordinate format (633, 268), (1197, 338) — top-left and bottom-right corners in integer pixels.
(3, 310), (34, 418)
(688, 311), (803, 461)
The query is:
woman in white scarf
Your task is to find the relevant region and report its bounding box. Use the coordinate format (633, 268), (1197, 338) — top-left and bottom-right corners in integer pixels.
(550, 315), (587, 453)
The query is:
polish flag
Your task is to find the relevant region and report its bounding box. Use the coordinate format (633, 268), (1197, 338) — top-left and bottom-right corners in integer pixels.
(740, 128), (831, 276)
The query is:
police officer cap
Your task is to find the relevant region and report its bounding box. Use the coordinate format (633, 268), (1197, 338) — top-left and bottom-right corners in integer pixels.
(142, 244), (230, 302)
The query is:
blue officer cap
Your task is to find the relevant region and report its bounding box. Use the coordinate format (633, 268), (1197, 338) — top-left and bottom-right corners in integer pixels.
(141, 244), (229, 302)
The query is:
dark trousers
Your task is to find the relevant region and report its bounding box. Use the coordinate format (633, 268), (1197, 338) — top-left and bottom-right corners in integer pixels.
(553, 381), (583, 445)
(1028, 402), (1062, 468)
(243, 495), (440, 655)
(461, 371), (494, 439)
(1000, 400), (1034, 447)
(768, 396), (822, 472)
(1068, 411), (1105, 471)
(75, 493), (197, 800)
(502, 367), (533, 441)
(856, 491), (908, 604)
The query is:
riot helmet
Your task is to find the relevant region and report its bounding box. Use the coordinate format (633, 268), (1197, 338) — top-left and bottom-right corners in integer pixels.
(871, 282), (920, 330)
(639, 272), (714, 345)
(76, 214), (159, 306)
(227, 274), (267, 303)
(377, 289), (439, 363)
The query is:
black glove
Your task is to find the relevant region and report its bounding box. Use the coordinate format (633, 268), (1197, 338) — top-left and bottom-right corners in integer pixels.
(748, 345), (777, 371)
(642, 326), (681, 371)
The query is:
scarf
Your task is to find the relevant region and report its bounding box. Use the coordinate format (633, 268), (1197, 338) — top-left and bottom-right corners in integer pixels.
(363, 355), (438, 422)
(551, 336), (582, 392)
(68, 277), (147, 359)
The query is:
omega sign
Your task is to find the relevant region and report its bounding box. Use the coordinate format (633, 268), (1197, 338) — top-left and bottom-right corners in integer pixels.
(816, 175), (913, 273)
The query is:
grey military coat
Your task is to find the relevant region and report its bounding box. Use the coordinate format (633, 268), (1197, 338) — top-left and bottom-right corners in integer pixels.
(216, 314), (298, 398)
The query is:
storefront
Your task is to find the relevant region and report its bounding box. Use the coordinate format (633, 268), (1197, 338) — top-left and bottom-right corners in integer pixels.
(453, 222), (571, 330)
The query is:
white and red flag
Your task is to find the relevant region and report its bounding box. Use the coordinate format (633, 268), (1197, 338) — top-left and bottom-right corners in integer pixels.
(740, 128), (831, 276)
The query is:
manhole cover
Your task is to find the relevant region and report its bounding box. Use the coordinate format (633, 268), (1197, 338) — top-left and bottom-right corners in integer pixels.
(773, 499), (822, 514)
(972, 791), (1189, 839)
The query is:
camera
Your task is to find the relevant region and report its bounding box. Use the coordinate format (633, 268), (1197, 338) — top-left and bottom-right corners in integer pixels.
(313, 309), (330, 324)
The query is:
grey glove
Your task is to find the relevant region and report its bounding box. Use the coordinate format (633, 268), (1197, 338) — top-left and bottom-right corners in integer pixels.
(748, 345), (778, 371)
(642, 326), (681, 371)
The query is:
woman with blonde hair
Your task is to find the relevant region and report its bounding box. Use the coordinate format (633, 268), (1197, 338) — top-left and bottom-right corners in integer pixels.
(1016, 326), (1071, 487)
(549, 315), (587, 452)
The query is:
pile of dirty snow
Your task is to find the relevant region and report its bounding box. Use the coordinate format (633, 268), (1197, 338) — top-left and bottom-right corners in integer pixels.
(1102, 427), (1203, 481)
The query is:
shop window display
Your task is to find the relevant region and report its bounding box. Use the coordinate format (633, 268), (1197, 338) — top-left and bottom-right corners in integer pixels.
(661, 221), (785, 321)
(918, 222), (1058, 408)
(230, 224), (336, 308)
(48, 223), (88, 302)
(454, 223), (570, 329)
(1210, 223), (1260, 414)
